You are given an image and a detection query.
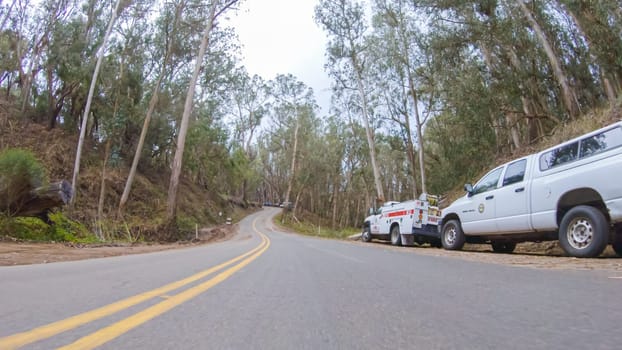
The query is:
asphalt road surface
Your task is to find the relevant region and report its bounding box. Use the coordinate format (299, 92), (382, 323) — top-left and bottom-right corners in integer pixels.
(1, 207), (621, 349)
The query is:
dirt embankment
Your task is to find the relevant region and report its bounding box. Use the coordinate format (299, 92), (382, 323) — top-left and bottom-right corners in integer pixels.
(0, 224), (237, 266)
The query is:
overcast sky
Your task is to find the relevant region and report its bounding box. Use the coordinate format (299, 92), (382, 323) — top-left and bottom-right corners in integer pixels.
(227, 0), (333, 114)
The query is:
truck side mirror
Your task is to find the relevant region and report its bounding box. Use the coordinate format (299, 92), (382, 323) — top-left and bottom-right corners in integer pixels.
(464, 183), (474, 196)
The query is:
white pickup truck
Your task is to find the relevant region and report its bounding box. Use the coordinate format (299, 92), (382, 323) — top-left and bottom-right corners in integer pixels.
(439, 121), (622, 258)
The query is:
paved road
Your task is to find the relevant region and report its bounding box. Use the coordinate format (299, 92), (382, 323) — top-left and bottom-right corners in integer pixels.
(1, 207), (621, 349)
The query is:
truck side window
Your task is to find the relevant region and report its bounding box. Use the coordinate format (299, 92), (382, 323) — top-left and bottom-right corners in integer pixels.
(579, 126), (622, 158)
(502, 159), (526, 186)
(472, 168), (503, 195)
(539, 142), (578, 170)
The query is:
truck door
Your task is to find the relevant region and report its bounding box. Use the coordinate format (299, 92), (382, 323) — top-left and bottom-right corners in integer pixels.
(493, 158), (531, 233)
(460, 167), (503, 234)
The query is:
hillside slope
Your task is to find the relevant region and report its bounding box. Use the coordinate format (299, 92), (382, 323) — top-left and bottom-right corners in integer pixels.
(0, 97), (249, 242)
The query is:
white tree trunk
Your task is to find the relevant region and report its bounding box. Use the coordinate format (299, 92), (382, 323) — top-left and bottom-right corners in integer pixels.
(284, 109), (300, 204)
(166, 1), (218, 222)
(353, 56), (385, 203)
(70, 0), (123, 205)
(119, 2), (183, 213)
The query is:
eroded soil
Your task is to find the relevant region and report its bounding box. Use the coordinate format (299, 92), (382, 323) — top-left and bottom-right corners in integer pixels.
(0, 224), (237, 266)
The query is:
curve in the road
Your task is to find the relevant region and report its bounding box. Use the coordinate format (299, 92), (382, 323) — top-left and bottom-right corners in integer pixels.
(0, 219), (270, 350)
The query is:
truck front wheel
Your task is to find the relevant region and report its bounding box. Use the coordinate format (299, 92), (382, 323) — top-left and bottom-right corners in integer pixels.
(390, 225), (402, 246)
(559, 205), (608, 258)
(441, 220), (465, 250)
(362, 226), (372, 242)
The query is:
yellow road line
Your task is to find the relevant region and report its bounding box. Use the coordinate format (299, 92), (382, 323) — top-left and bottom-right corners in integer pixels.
(59, 232), (271, 350)
(0, 227), (267, 349)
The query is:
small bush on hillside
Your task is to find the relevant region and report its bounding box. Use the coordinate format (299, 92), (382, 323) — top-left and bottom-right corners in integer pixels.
(0, 216), (50, 241)
(0, 148), (47, 216)
(0, 212), (97, 243)
(48, 211), (97, 243)
(174, 215), (198, 240)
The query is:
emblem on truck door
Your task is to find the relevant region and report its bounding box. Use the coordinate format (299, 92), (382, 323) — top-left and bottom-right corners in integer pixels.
(478, 203), (485, 213)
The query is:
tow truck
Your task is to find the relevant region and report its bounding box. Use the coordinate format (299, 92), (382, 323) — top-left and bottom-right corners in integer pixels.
(362, 194), (442, 246)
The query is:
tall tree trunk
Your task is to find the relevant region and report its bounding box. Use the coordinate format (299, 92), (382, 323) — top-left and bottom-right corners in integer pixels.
(118, 2), (183, 214)
(407, 70), (428, 194)
(352, 53), (385, 203)
(99, 56), (123, 233)
(331, 176), (339, 229)
(96, 137), (112, 240)
(283, 111), (300, 204)
(166, 1), (218, 223)
(70, 0), (123, 205)
(515, 0), (579, 119)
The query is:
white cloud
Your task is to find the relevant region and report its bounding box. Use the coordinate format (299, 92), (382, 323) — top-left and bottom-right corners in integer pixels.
(227, 0), (332, 114)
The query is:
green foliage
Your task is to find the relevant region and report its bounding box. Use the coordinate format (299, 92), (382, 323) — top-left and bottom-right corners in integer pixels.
(176, 214), (197, 236)
(0, 212), (97, 243)
(0, 216), (50, 241)
(47, 211), (96, 243)
(0, 149), (48, 215)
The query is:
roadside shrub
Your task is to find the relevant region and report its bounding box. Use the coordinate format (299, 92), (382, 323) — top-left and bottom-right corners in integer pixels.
(47, 211), (97, 243)
(176, 215), (197, 239)
(0, 215), (48, 240)
(0, 148), (47, 216)
(0, 212), (97, 242)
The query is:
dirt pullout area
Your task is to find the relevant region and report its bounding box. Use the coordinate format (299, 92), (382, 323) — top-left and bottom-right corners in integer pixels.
(357, 240), (622, 272)
(0, 224), (237, 266)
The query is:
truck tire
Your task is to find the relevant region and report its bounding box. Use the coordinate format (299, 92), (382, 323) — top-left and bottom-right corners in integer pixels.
(491, 242), (516, 253)
(362, 226), (372, 242)
(441, 219), (465, 250)
(559, 205), (608, 258)
(612, 226), (622, 257)
(390, 225), (402, 246)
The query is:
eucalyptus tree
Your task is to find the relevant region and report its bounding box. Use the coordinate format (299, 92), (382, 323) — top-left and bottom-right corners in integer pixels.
(166, 0), (240, 224)
(119, 0), (186, 213)
(0, 0), (29, 97)
(185, 25), (245, 196)
(512, 0), (579, 119)
(330, 89), (377, 225)
(71, 0), (126, 205)
(267, 73), (318, 209)
(371, 0), (442, 196)
(557, 0), (622, 103)
(19, 0), (77, 113)
(227, 69), (269, 201)
(315, 0), (386, 204)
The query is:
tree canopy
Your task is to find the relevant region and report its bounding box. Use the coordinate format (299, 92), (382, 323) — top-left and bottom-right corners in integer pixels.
(1, 0), (620, 235)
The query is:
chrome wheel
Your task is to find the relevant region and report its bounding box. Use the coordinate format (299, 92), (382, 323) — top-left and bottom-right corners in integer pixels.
(565, 217), (593, 250)
(444, 225), (457, 246)
(441, 219), (465, 250)
(559, 206), (608, 258)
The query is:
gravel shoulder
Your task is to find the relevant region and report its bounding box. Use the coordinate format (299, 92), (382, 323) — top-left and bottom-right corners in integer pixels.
(0, 224), (237, 266)
(353, 240), (622, 272)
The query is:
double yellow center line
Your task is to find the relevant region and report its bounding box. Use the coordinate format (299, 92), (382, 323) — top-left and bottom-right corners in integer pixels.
(0, 221), (270, 349)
